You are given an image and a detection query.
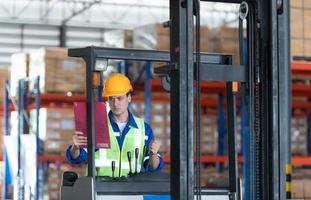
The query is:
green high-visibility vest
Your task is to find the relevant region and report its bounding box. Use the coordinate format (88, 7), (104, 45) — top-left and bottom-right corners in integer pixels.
(93, 116), (145, 177)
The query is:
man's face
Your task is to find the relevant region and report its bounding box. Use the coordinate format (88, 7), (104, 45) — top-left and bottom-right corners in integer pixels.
(108, 94), (131, 116)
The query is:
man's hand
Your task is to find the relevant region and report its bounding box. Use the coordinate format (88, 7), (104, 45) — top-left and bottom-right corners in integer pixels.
(149, 140), (161, 169)
(149, 140), (160, 155)
(70, 131), (87, 159)
(72, 131), (87, 148)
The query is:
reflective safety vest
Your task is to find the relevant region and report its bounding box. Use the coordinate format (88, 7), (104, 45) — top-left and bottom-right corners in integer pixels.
(93, 116), (145, 177)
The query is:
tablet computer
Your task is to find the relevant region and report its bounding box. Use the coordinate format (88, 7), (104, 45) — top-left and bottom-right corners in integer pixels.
(73, 102), (110, 149)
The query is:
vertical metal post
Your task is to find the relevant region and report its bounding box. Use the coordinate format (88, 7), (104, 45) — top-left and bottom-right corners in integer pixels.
(117, 62), (122, 73)
(308, 114), (311, 156)
(60, 23), (67, 47)
(217, 94), (225, 173)
(96, 72), (103, 102)
(240, 9), (250, 199)
(4, 81), (9, 136)
(3, 80), (9, 199)
(144, 62), (151, 124)
(269, 0), (281, 198)
(278, 0), (291, 199)
(85, 48), (96, 179)
(246, 3), (256, 199)
(35, 76), (40, 200)
(124, 61), (129, 77)
(226, 82), (239, 199)
(241, 89), (250, 200)
(17, 79), (25, 200)
(170, 0), (194, 199)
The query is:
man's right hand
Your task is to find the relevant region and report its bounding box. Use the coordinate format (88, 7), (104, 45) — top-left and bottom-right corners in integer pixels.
(70, 131), (87, 159)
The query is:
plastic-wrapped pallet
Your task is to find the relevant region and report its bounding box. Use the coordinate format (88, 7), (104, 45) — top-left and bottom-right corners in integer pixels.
(133, 23), (209, 52)
(9, 53), (29, 97)
(103, 29), (133, 48)
(133, 23), (169, 51)
(28, 47), (86, 94)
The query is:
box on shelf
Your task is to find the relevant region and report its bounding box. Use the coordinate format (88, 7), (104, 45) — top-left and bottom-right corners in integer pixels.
(28, 47), (86, 95)
(0, 67), (9, 105)
(291, 117), (308, 155)
(290, 2), (311, 58)
(215, 26), (240, 64)
(30, 108), (75, 155)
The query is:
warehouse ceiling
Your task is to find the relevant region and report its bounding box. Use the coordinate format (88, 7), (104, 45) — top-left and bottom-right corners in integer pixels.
(0, 0), (239, 29)
(0, 0), (239, 66)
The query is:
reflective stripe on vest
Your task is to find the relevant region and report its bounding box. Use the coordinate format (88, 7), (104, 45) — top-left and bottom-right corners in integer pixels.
(93, 116), (145, 177)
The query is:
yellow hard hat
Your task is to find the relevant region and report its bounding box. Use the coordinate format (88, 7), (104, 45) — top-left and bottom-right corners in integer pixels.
(103, 73), (133, 97)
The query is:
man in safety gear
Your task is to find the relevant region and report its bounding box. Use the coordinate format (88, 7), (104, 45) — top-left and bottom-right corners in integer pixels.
(66, 73), (164, 177)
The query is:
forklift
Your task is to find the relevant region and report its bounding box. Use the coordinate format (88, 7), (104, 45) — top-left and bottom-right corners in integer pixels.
(60, 0), (291, 199)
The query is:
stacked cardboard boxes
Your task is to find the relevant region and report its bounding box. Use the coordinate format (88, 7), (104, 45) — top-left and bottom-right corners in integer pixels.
(28, 48), (86, 94)
(215, 26), (240, 64)
(151, 102), (171, 155)
(30, 108), (75, 155)
(199, 115), (218, 155)
(291, 0), (311, 58)
(9, 48), (86, 96)
(291, 117), (308, 155)
(0, 67), (9, 104)
(131, 93), (220, 156)
(292, 179), (311, 199)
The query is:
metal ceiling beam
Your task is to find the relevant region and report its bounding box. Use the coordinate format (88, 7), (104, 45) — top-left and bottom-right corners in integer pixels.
(62, 0), (101, 24)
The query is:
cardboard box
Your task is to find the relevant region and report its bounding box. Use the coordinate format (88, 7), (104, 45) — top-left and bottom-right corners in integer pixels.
(291, 0), (303, 7)
(304, 10), (311, 39)
(291, 39), (304, 56)
(28, 48), (86, 94)
(0, 67), (9, 104)
(304, 179), (311, 198)
(304, 0), (311, 8)
(292, 179), (304, 198)
(215, 27), (240, 64)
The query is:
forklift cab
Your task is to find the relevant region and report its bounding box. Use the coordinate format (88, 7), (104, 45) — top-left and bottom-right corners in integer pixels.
(60, 46), (241, 200)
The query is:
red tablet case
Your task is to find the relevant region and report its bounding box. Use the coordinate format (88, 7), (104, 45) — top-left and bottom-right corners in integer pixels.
(73, 102), (110, 149)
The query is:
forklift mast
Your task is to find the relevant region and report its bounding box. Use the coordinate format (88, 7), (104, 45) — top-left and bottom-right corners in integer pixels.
(61, 0), (290, 200)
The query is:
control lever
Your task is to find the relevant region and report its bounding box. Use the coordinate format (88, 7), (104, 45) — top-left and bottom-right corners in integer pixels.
(134, 148), (139, 174)
(95, 167), (100, 178)
(111, 161), (115, 178)
(127, 151), (133, 175)
(141, 145), (146, 173)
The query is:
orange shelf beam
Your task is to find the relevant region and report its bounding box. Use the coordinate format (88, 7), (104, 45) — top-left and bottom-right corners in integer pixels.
(292, 62), (311, 75)
(38, 154), (67, 162)
(163, 155), (311, 166)
(0, 155), (310, 166)
(135, 80), (311, 97)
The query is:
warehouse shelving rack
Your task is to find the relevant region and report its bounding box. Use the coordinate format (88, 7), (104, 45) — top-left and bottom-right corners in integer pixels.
(3, 77), (41, 200)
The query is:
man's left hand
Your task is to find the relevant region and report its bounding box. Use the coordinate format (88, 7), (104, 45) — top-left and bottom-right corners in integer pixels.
(149, 140), (160, 155)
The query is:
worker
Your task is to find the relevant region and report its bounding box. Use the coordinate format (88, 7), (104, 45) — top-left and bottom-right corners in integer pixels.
(66, 73), (164, 177)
